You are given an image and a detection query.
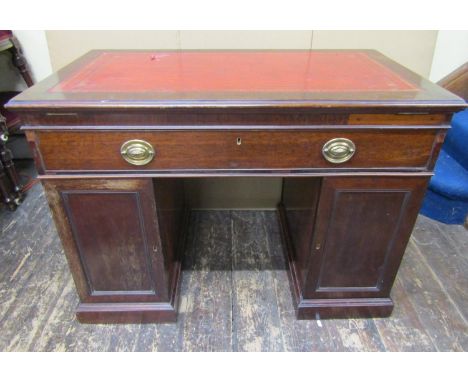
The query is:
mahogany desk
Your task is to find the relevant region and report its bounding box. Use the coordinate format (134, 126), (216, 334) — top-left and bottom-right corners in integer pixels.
(7, 50), (466, 323)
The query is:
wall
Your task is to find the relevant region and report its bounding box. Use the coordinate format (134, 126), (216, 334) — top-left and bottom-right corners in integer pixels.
(46, 30), (438, 77)
(0, 30), (52, 92)
(430, 30), (468, 82)
(13, 30), (53, 82)
(311, 30), (438, 78)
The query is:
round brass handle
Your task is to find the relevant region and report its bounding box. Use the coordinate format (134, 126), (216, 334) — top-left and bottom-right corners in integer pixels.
(322, 138), (356, 164)
(120, 139), (155, 166)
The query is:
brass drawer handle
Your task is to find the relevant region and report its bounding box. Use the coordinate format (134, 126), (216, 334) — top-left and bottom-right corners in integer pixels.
(120, 139), (155, 166)
(322, 138), (356, 164)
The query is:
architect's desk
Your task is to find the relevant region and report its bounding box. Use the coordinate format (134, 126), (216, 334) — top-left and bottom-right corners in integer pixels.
(7, 50), (466, 323)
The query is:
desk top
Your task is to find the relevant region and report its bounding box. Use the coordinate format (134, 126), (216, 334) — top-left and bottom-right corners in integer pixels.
(7, 49), (466, 111)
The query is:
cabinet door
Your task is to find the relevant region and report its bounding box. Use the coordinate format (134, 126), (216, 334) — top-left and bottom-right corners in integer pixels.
(303, 176), (428, 299)
(43, 178), (176, 304)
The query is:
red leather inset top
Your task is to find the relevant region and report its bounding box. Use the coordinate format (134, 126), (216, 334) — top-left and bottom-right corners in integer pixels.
(50, 51), (417, 94)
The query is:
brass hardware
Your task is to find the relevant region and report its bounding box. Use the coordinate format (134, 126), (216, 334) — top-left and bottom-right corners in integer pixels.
(120, 139), (155, 166)
(236, 137), (242, 145)
(322, 138), (356, 164)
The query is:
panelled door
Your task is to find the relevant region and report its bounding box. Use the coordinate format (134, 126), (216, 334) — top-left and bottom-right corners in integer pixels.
(302, 176), (429, 299)
(43, 178), (171, 304)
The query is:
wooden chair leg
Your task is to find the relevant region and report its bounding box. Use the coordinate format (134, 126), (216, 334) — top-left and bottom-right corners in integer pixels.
(1, 141), (23, 192)
(10, 36), (34, 87)
(0, 114), (24, 210)
(0, 159), (16, 210)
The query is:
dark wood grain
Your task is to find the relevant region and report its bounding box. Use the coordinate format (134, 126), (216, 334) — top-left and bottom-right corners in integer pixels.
(41, 178), (187, 323)
(9, 35), (34, 87)
(437, 62), (468, 101)
(305, 176), (429, 298)
(153, 178), (187, 299)
(348, 113), (449, 125)
(31, 128), (439, 174)
(14, 110), (453, 127)
(62, 191), (157, 293)
(0, 121), (25, 210)
(281, 177), (321, 289)
(280, 176), (429, 318)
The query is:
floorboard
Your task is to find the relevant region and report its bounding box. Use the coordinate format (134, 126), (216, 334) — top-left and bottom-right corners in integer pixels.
(231, 211), (284, 351)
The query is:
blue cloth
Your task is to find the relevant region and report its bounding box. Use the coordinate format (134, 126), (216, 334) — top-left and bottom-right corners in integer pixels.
(430, 150), (468, 201)
(444, 109), (468, 169)
(420, 109), (468, 224)
(420, 188), (468, 224)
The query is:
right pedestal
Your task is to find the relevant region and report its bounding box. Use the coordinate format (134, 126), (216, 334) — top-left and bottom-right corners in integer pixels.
(279, 176), (429, 319)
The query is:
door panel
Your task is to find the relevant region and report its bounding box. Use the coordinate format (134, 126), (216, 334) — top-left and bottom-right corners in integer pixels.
(315, 190), (408, 290)
(303, 176), (429, 299)
(62, 191), (156, 294)
(43, 178), (174, 303)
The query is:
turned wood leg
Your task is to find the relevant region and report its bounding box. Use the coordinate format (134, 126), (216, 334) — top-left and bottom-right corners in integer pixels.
(0, 160), (16, 210)
(10, 36), (34, 87)
(0, 114), (24, 209)
(0, 115), (14, 208)
(0, 142), (22, 193)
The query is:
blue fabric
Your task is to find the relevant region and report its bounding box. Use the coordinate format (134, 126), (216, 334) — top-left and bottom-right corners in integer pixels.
(444, 109), (468, 169)
(420, 188), (468, 224)
(429, 150), (468, 200)
(420, 109), (468, 224)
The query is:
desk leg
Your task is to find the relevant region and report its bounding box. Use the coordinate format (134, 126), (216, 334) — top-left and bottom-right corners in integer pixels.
(10, 36), (34, 87)
(280, 176), (429, 319)
(43, 178), (187, 324)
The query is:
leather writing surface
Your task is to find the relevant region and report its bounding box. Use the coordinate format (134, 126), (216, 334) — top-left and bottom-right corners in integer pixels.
(50, 51), (417, 94)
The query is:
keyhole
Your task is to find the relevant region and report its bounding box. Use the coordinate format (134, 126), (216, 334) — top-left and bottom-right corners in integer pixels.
(236, 137), (242, 145)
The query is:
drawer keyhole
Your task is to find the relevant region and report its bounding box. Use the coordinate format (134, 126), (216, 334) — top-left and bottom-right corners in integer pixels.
(236, 137), (242, 145)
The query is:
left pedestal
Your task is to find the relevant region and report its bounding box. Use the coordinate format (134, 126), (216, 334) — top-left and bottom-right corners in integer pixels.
(42, 178), (186, 324)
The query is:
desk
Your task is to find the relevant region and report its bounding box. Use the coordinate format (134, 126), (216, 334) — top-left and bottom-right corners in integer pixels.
(7, 50), (466, 323)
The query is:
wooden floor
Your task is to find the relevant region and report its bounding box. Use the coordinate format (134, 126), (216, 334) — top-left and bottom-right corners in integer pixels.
(0, 167), (467, 351)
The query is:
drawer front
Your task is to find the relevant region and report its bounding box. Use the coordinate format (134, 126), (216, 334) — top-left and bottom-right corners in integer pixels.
(32, 129), (437, 172)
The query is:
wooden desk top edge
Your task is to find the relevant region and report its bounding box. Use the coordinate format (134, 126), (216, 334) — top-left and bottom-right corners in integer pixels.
(7, 49), (467, 112)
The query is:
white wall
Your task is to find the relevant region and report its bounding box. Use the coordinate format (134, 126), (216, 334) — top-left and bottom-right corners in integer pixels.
(0, 30), (52, 91)
(0, 46), (25, 91)
(12, 30), (53, 82)
(45, 30), (439, 77)
(430, 30), (468, 82)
